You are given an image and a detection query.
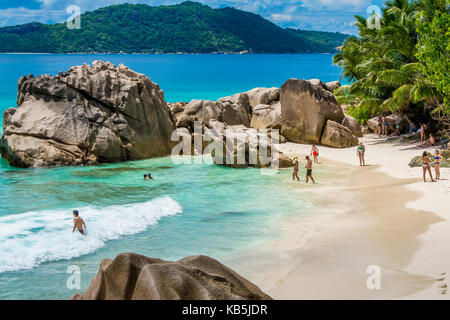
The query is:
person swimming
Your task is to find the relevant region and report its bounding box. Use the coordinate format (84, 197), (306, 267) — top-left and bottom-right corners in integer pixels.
(72, 210), (86, 235)
(147, 173), (153, 180)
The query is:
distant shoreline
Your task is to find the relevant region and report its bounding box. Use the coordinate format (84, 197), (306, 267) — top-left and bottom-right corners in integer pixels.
(0, 52), (336, 55)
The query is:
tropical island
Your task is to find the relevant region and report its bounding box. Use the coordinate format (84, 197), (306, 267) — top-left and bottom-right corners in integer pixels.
(0, 1), (348, 54)
(0, 0), (449, 302)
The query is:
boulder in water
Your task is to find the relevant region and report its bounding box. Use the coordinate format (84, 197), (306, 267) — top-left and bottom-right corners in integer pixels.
(0, 61), (176, 167)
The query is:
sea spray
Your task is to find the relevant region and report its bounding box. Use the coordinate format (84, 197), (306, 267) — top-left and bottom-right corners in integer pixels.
(0, 196), (182, 273)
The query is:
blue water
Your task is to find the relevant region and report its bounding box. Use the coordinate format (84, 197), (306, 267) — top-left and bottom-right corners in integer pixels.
(0, 54), (341, 299)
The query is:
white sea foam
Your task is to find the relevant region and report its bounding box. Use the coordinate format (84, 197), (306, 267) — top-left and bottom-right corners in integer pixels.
(0, 196), (182, 273)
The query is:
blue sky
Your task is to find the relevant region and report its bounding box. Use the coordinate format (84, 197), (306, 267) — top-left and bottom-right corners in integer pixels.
(0, 0), (386, 34)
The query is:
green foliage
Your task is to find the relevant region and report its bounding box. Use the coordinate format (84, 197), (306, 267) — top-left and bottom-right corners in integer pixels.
(415, 10), (450, 114)
(333, 0), (449, 122)
(347, 104), (373, 124)
(0, 2), (347, 54)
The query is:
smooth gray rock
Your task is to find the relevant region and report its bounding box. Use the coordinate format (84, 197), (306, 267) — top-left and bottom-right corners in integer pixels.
(71, 253), (272, 300)
(0, 61), (175, 167)
(321, 120), (359, 148)
(280, 78), (345, 145)
(342, 114), (363, 137)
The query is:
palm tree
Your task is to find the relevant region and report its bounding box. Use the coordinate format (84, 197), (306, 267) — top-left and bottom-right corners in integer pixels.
(333, 0), (447, 123)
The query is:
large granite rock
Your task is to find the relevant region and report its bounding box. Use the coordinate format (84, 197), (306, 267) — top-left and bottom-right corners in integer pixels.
(0, 61), (175, 167)
(71, 253), (272, 300)
(210, 124), (292, 169)
(386, 113), (409, 133)
(244, 87), (279, 110)
(366, 113), (409, 133)
(250, 102), (282, 129)
(325, 81), (341, 92)
(280, 78), (346, 145)
(321, 120), (359, 148)
(342, 114), (363, 137)
(181, 95), (250, 129)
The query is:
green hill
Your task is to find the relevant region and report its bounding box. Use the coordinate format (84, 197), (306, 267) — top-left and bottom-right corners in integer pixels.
(0, 1), (348, 53)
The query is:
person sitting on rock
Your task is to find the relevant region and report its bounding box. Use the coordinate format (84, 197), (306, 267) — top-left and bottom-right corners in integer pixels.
(419, 133), (436, 147)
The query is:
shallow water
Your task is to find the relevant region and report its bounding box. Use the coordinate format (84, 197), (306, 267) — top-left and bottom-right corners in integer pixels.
(0, 53), (341, 299)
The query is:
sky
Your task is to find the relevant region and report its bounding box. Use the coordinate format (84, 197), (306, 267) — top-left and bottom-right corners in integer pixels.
(0, 0), (386, 34)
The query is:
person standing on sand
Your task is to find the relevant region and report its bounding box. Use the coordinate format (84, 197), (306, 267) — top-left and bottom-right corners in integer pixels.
(292, 157), (300, 181)
(310, 145), (319, 163)
(420, 123), (427, 142)
(305, 156), (315, 184)
(422, 151), (435, 182)
(382, 116), (388, 135)
(72, 210), (86, 235)
(377, 116), (382, 137)
(433, 150), (442, 180)
(357, 142), (366, 166)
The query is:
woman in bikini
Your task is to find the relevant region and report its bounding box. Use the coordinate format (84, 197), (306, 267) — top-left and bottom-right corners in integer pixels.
(382, 116), (388, 135)
(357, 142), (365, 166)
(433, 150), (442, 180)
(292, 157), (300, 181)
(422, 151), (435, 182)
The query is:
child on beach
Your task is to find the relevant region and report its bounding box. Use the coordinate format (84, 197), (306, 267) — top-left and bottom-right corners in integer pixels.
(305, 156), (315, 184)
(310, 145), (319, 163)
(357, 142), (365, 166)
(422, 151), (435, 183)
(433, 150), (442, 180)
(292, 157), (300, 181)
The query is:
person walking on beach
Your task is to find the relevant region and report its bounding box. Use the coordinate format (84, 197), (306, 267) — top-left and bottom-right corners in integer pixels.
(310, 145), (319, 163)
(357, 142), (366, 166)
(292, 157), (300, 181)
(433, 150), (442, 180)
(305, 156), (315, 184)
(72, 210), (86, 235)
(422, 151), (435, 182)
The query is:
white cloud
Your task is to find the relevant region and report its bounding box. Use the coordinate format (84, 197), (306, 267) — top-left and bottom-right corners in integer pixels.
(270, 13), (294, 22)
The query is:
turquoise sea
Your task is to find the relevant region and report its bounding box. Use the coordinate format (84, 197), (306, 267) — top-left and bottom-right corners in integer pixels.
(0, 54), (342, 299)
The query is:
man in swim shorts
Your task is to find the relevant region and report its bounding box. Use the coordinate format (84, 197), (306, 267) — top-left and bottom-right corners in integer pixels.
(305, 156), (316, 184)
(72, 210), (86, 235)
(310, 145), (319, 163)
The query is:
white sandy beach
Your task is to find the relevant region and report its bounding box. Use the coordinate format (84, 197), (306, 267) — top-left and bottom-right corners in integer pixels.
(260, 134), (450, 299)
